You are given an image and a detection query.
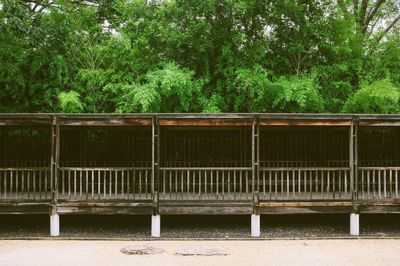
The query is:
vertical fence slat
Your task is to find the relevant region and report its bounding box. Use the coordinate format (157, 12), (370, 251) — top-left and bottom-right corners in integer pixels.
(378, 170), (381, 199)
(134, 170), (137, 199)
(396, 170), (398, 199)
(389, 170), (393, 198)
(361, 170), (364, 199)
(293, 170), (296, 199)
(146, 170), (149, 199)
(233, 171), (236, 199)
(99, 170), (102, 199)
(169, 170), (172, 199)
(384, 170), (387, 198)
(367, 170), (370, 199)
(274, 171), (277, 199)
(373, 170), (376, 198)
(10, 171), (13, 199)
(107, 170), (110, 199)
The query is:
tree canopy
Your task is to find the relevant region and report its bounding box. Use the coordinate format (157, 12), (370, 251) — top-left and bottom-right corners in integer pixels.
(0, 0), (399, 113)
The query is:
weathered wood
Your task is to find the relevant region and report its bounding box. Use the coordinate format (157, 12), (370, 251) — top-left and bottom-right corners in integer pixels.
(1, 113), (400, 216)
(159, 119), (253, 126)
(160, 206), (253, 215)
(259, 120), (351, 126)
(259, 206), (353, 214)
(260, 201), (353, 207)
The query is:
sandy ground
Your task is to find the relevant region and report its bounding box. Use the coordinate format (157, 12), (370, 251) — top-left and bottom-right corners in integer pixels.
(0, 239), (399, 266)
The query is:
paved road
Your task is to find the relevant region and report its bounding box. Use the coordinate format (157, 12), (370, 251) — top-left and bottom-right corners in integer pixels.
(0, 239), (399, 266)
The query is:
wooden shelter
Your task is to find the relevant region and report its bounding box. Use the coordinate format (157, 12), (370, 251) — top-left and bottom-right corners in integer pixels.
(1, 113), (400, 236)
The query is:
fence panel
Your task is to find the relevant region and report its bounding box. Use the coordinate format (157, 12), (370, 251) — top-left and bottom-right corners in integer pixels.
(159, 167), (253, 200)
(58, 167), (152, 201)
(259, 167), (352, 200)
(358, 167), (400, 200)
(0, 168), (51, 200)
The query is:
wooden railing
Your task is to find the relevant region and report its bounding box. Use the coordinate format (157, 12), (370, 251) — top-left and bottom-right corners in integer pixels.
(259, 168), (352, 200)
(0, 168), (51, 200)
(4, 166), (400, 203)
(358, 167), (400, 200)
(58, 167), (152, 200)
(159, 167), (253, 200)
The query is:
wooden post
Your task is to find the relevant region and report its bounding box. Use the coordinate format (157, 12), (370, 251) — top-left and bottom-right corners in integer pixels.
(50, 116), (56, 207)
(349, 118), (354, 202)
(251, 116), (260, 237)
(252, 116), (260, 213)
(50, 115), (60, 236)
(350, 116), (359, 235)
(152, 115), (160, 237)
(353, 117), (359, 212)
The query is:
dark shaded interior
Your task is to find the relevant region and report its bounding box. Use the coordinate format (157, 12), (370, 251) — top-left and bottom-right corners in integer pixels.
(260, 126), (350, 168)
(60, 126), (152, 167)
(2, 123), (400, 169)
(0, 126), (51, 168)
(358, 127), (400, 167)
(160, 126), (252, 167)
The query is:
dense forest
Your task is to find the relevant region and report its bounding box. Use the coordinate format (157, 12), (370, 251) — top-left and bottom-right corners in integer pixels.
(0, 0), (399, 113)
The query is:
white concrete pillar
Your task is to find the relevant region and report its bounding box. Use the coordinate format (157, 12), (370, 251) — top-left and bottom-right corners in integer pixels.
(151, 215), (160, 237)
(50, 214), (60, 237)
(251, 214), (260, 237)
(350, 213), (359, 236)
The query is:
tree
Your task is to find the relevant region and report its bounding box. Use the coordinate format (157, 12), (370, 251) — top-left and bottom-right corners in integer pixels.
(342, 79), (400, 113)
(0, 0), (399, 114)
(114, 63), (204, 113)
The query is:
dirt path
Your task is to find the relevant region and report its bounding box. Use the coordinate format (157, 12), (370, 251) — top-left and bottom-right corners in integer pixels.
(0, 239), (398, 266)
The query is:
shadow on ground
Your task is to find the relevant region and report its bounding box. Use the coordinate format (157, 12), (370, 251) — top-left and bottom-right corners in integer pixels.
(0, 214), (399, 238)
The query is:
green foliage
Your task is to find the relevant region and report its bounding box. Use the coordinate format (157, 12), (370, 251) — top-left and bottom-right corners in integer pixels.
(58, 91), (83, 113)
(0, 0), (399, 114)
(233, 66), (273, 112)
(115, 63), (203, 113)
(342, 80), (400, 114)
(272, 75), (324, 113)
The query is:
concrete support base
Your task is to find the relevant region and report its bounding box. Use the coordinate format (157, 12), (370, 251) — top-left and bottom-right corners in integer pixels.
(251, 214), (260, 237)
(50, 214), (60, 237)
(350, 213), (359, 236)
(151, 215), (160, 237)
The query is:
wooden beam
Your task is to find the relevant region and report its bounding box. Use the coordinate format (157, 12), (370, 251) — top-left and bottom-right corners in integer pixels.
(58, 118), (152, 126)
(259, 120), (351, 126)
(359, 121), (400, 127)
(259, 201), (353, 207)
(159, 119), (253, 126)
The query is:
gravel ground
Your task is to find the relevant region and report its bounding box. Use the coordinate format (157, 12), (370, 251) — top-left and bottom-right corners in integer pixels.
(1, 239), (400, 266)
(1, 214), (400, 239)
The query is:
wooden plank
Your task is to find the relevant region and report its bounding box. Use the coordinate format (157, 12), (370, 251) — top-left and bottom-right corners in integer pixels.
(259, 120), (351, 126)
(259, 206), (353, 214)
(57, 205), (153, 215)
(159, 119), (253, 126)
(58, 117), (152, 126)
(260, 201), (352, 207)
(359, 121), (400, 127)
(159, 206), (252, 215)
